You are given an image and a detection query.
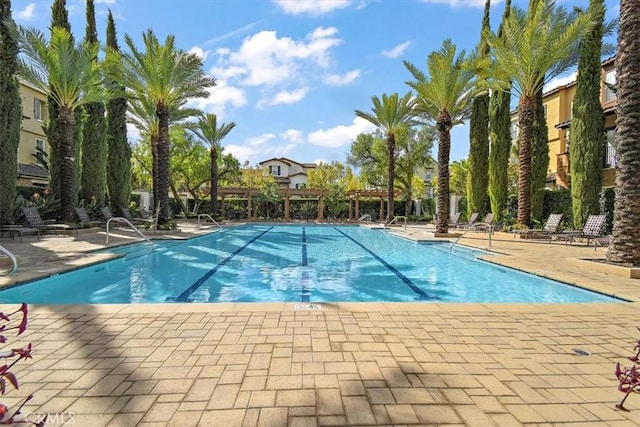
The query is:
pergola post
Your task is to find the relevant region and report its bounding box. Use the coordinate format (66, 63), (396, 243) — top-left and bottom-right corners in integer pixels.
(355, 197), (360, 220)
(247, 194), (253, 219)
(317, 194), (324, 222)
(380, 198), (385, 221)
(220, 195), (226, 219)
(284, 193), (291, 221)
(348, 197), (353, 221)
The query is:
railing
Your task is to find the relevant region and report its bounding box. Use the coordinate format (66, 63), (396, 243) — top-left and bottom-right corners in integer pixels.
(0, 245), (18, 276)
(105, 217), (153, 246)
(358, 214), (371, 224)
(450, 222), (493, 250)
(197, 214), (222, 230)
(386, 215), (407, 230)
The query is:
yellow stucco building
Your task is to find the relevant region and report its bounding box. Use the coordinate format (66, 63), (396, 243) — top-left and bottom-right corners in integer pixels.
(17, 80), (49, 188)
(510, 56), (617, 189)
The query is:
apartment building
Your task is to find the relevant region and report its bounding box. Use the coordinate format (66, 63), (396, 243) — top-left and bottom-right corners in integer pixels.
(258, 157), (317, 189)
(510, 56), (617, 189)
(17, 80), (49, 187)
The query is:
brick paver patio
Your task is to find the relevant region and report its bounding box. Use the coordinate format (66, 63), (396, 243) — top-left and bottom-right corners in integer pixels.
(2, 223), (640, 426)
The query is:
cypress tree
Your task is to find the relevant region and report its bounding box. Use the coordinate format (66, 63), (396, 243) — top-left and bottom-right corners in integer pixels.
(570, 0), (605, 228)
(79, 0), (107, 206)
(488, 0), (511, 223)
(466, 0), (491, 216)
(530, 87), (549, 223)
(46, 0), (72, 205)
(0, 0), (22, 225)
(105, 10), (131, 213)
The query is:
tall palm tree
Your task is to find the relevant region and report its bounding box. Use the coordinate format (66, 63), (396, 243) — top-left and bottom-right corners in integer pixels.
(607, 0), (640, 266)
(119, 30), (215, 225)
(189, 114), (236, 218)
(405, 39), (482, 234)
(489, 0), (598, 226)
(15, 26), (107, 222)
(355, 92), (416, 223)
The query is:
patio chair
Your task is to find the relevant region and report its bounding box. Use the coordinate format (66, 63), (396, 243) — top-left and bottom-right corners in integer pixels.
(512, 213), (564, 240)
(121, 208), (154, 227)
(101, 206), (114, 221)
(74, 207), (105, 228)
(22, 207), (75, 236)
(0, 225), (40, 242)
(552, 214), (606, 245)
(471, 212), (494, 232)
(459, 212), (479, 230)
(448, 212), (462, 228)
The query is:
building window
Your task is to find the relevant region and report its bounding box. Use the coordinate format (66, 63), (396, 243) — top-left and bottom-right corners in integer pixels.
(604, 70), (616, 103)
(269, 165), (281, 176)
(510, 121), (519, 142)
(34, 97), (44, 121)
(295, 183), (306, 189)
(604, 128), (617, 168)
(34, 138), (47, 166)
(565, 130), (570, 154)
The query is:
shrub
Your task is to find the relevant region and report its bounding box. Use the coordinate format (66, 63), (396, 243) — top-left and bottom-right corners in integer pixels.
(600, 187), (615, 234)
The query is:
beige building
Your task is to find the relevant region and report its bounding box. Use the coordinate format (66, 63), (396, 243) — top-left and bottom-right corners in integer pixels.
(17, 80), (49, 187)
(258, 157), (317, 189)
(510, 56), (617, 189)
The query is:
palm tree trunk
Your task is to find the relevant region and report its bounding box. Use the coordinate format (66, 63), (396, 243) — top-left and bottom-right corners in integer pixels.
(151, 133), (159, 215)
(516, 95), (536, 226)
(58, 106), (77, 222)
(386, 135), (395, 223)
(210, 146), (218, 217)
(156, 103), (170, 225)
(436, 112), (452, 234)
(607, 0), (640, 266)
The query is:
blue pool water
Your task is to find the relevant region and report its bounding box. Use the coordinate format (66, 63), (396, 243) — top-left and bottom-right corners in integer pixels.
(0, 224), (619, 304)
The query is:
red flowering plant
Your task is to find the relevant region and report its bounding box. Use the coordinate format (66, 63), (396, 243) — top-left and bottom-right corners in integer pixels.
(0, 304), (46, 426)
(615, 327), (640, 411)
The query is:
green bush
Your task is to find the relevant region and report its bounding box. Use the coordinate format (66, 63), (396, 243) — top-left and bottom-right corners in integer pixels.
(542, 188), (572, 229)
(599, 186), (615, 234)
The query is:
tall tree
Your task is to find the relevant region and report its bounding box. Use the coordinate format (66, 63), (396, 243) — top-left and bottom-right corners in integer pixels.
(606, 0), (640, 266)
(489, 0), (597, 225)
(466, 0), (491, 217)
(45, 0), (72, 203)
(530, 88), (549, 223)
(570, 0), (606, 229)
(488, 0), (512, 224)
(15, 26), (109, 222)
(119, 30), (215, 224)
(0, 0), (22, 225)
(354, 92), (416, 223)
(105, 10), (131, 215)
(189, 113), (236, 218)
(395, 126), (434, 215)
(346, 132), (386, 188)
(79, 0), (107, 206)
(405, 39), (483, 233)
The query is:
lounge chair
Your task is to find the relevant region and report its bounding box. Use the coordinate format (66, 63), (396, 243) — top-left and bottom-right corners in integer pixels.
(22, 207), (75, 236)
(448, 212), (462, 228)
(74, 207), (105, 228)
(471, 212), (494, 232)
(512, 213), (564, 239)
(121, 208), (154, 227)
(459, 212), (479, 230)
(552, 214), (606, 245)
(0, 225), (40, 242)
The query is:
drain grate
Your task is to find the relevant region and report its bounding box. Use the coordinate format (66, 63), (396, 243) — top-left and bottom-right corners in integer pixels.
(572, 348), (592, 356)
(295, 303), (321, 310)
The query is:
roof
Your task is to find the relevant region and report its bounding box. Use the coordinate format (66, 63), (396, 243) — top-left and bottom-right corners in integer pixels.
(259, 157), (292, 166)
(18, 163), (49, 179)
(289, 172), (308, 178)
(258, 157), (317, 168)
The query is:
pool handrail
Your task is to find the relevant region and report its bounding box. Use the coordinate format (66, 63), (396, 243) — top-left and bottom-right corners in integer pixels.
(106, 217), (153, 246)
(358, 214), (371, 224)
(0, 245), (17, 276)
(197, 214), (222, 230)
(450, 222), (493, 250)
(386, 215), (407, 230)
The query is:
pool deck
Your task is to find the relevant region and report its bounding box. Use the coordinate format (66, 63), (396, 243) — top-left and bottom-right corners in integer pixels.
(2, 222), (640, 426)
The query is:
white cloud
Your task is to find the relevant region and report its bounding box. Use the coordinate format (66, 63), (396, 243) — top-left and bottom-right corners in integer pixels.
(382, 41), (412, 59)
(323, 69), (360, 86)
(419, 0), (499, 7)
(273, 0), (351, 16)
(225, 133), (298, 165)
(188, 80), (247, 119)
(188, 46), (210, 62)
(258, 87), (309, 108)
(308, 117), (377, 148)
(126, 123), (141, 144)
(544, 71), (577, 92)
(280, 129), (304, 143)
(17, 3), (36, 21)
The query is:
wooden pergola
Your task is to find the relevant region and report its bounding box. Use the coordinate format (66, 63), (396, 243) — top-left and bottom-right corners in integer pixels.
(347, 190), (390, 221)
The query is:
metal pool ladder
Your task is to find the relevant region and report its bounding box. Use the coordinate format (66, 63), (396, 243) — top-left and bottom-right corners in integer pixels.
(0, 245), (18, 276)
(358, 214), (371, 224)
(450, 222), (493, 250)
(105, 217), (153, 246)
(386, 215), (407, 230)
(197, 214), (222, 230)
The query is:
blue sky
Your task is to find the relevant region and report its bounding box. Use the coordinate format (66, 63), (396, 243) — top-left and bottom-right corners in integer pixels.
(13, 0), (620, 166)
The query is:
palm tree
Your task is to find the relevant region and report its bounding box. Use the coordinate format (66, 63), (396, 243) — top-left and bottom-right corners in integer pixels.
(405, 39), (482, 234)
(15, 26), (107, 222)
(489, 0), (598, 226)
(606, 0), (640, 266)
(355, 92), (416, 223)
(119, 30), (215, 225)
(189, 114), (236, 218)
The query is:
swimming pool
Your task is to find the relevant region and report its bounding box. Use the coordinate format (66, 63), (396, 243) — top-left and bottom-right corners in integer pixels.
(0, 224), (619, 304)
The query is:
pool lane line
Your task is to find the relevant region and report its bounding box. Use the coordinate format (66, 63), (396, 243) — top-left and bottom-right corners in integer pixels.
(301, 227), (309, 302)
(167, 226), (274, 302)
(333, 228), (430, 300)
